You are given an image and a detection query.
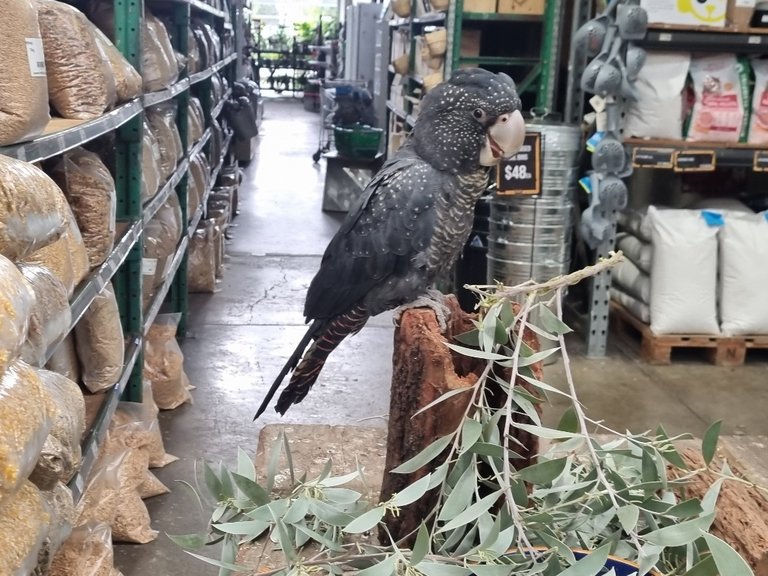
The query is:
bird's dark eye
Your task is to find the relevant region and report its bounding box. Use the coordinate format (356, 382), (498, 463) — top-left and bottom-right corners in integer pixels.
(473, 108), (485, 120)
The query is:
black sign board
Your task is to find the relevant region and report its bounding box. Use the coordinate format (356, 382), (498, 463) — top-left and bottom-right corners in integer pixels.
(673, 150), (716, 172)
(496, 132), (542, 196)
(631, 147), (675, 169)
(754, 150), (768, 172)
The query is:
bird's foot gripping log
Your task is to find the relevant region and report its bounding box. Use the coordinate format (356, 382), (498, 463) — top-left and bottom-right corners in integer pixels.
(254, 69), (526, 419)
(392, 288), (452, 331)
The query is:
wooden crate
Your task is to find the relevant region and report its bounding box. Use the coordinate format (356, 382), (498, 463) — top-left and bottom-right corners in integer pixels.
(497, 0), (545, 15)
(610, 301), (768, 367)
(464, 0), (496, 12)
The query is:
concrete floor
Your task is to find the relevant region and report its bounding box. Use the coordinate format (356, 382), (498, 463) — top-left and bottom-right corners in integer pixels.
(114, 99), (768, 575)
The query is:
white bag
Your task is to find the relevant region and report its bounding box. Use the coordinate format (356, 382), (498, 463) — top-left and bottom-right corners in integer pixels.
(719, 212), (768, 335)
(612, 256), (651, 304)
(649, 207), (720, 334)
(617, 208), (653, 243)
(616, 232), (652, 273)
(624, 52), (690, 140)
(611, 286), (651, 324)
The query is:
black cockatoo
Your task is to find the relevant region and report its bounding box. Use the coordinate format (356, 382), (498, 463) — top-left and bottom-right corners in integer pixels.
(255, 68), (525, 418)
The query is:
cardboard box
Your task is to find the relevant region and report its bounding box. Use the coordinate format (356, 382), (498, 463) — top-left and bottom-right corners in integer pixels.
(460, 30), (482, 57)
(463, 0), (496, 13)
(727, 0), (756, 29)
(640, 0), (726, 28)
(497, 0), (545, 15)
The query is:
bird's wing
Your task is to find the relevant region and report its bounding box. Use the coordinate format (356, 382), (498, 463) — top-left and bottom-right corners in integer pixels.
(304, 150), (443, 321)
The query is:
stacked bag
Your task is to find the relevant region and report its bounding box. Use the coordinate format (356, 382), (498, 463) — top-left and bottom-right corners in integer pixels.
(613, 201), (768, 336)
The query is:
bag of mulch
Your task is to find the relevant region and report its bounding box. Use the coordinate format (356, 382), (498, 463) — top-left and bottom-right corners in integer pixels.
(189, 221), (217, 293)
(141, 120), (163, 201)
(0, 0), (50, 146)
(687, 54), (749, 143)
(0, 156), (70, 261)
(112, 396), (178, 469)
(748, 58), (768, 145)
(187, 27), (201, 74)
(90, 23), (142, 102)
(142, 12), (177, 92)
(0, 257), (36, 375)
(188, 152), (210, 218)
(35, 0), (116, 119)
(23, 205), (90, 298)
(49, 521), (120, 576)
(75, 451), (122, 526)
(144, 314), (192, 410)
(52, 148), (117, 269)
(0, 481), (51, 576)
(18, 264), (71, 368)
(188, 97), (205, 143)
(35, 481), (75, 576)
(45, 334), (81, 383)
(143, 194), (183, 309)
(29, 370), (86, 490)
(146, 103), (183, 181)
(0, 360), (55, 497)
(74, 282), (125, 392)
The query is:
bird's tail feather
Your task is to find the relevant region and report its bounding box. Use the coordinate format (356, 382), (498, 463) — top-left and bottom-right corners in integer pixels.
(253, 319), (324, 420)
(274, 305), (369, 415)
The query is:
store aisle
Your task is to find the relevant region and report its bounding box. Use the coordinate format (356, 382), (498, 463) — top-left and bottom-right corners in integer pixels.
(115, 99), (768, 575)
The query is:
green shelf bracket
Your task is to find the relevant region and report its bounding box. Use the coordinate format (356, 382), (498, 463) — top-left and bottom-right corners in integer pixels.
(113, 242), (144, 401)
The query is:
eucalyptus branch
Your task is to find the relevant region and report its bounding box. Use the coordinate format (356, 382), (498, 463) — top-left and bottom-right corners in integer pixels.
(554, 288), (643, 554)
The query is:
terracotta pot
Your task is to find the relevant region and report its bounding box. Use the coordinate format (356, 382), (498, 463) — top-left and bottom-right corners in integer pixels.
(425, 28), (447, 57)
(392, 0), (411, 17)
(392, 53), (409, 75)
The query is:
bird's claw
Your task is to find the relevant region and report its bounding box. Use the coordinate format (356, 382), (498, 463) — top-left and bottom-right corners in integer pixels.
(393, 289), (451, 332)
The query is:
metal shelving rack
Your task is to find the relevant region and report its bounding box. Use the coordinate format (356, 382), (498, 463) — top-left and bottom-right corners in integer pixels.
(0, 0), (241, 503)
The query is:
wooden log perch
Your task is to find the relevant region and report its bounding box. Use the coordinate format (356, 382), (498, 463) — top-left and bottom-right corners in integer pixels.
(676, 446), (768, 576)
(379, 295), (543, 545)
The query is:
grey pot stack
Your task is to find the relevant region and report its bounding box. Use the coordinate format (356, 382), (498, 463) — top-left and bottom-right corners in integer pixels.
(488, 119), (581, 287)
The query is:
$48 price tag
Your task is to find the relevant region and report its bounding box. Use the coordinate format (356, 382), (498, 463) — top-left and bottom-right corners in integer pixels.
(496, 132), (541, 196)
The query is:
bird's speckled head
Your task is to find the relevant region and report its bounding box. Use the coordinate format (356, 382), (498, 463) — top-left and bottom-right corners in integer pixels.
(412, 68), (525, 174)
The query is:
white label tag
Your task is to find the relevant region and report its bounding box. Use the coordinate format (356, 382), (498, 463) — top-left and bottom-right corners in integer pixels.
(736, 0), (756, 7)
(25, 38), (46, 77)
(142, 258), (157, 276)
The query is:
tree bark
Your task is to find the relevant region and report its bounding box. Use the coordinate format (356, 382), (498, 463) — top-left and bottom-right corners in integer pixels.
(379, 295), (543, 545)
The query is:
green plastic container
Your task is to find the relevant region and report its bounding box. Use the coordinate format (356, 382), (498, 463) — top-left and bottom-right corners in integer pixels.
(333, 124), (383, 159)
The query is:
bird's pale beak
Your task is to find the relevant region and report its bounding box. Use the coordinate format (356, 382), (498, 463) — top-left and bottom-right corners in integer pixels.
(479, 110), (526, 166)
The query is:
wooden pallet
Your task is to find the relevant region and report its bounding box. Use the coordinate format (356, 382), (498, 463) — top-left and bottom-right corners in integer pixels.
(610, 301), (768, 367)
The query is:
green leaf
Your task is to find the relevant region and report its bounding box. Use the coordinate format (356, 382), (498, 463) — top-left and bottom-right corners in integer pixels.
(524, 321), (559, 342)
(703, 533), (754, 576)
(469, 443), (511, 459)
(538, 532), (576, 565)
(219, 535), (238, 576)
(638, 543), (664, 576)
(438, 464), (477, 521)
(390, 434), (453, 474)
(503, 347), (561, 368)
(702, 420), (722, 466)
(318, 457), (333, 482)
(488, 525), (516, 555)
(643, 513), (715, 547)
(557, 544), (610, 576)
(683, 555), (719, 576)
(511, 479), (529, 507)
(438, 490), (503, 533)
(203, 462), (226, 502)
(343, 506), (385, 534)
(319, 469), (361, 487)
(536, 304), (573, 335)
(283, 498), (310, 524)
(512, 391), (542, 427)
(455, 329), (480, 347)
(309, 500), (355, 526)
(655, 425), (688, 469)
(182, 551), (249, 572)
(266, 432), (284, 493)
(446, 342), (510, 361)
(271, 513), (297, 563)
(413, 387), (473, 418)
(428, 462), (449, 489)
(292, 523), (345, 552)
(494, 315), (510, 346)
(557, 408), (579, 434)
(514, 423), (581, 440)
(481, 315), (498, 352)
(519, 374), (571, 398)
(166, 532), (206, 549)
(213, 520), (270, 537)
(231, 473), (270, 506)
(282, 432), (296, 486)
(666, 498), (704, 519)
(462, 419), (484, 451)
(323, 487), (362, 505)
(518, 457), (568, 485)
(617, 505), (640, 534)
(499, 300), (516, 327)
(356, 555), (397, 576)
(392, 473), (432, 507)
(469, 565), (515, 576)
(211, 505), (227, 523)
(642, 450), (660, 484)
(701, 478), (725, 514)
(411, 523), (431, 566)
(417, 563), (472, 576)
(237, 447), (256, 481)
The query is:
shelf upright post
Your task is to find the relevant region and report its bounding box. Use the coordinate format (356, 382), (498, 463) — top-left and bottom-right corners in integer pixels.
(535, 0), (564, 111)
(113, 0), (145, 402)
(447, 0), (462, 76)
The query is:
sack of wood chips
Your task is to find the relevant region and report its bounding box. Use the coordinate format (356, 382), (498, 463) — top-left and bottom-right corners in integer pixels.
(112, 397), (178, 469)
(189, 221), (216, 293)
(144, 313), (192, 410)
(188, 97), (205, 144)
(143, 195), (183, 309)
(18, 264), (71, 368)
(49, 521), (120, 576)
(0, 360), (55, 496)
(142, 12), (177, 92)
(0, 0), (50, 146)
(35, 0), (116, 119)
(74, 282), (124, 393)
(29, 369), (86, 490)
(188, 152), (209, 217)
(0, 480), (51, 576)
(0, 257), (36, 375)
(45, 334), (80, 384)
(36, 481), (75, 576)
(141, 120), (163, 201)
(75, 452), (122, 526)
(52, 148), (117, 269)
(23, 205), (90, 298)
(146, 103), (183, 181)
(0, 156), (70, 261)
(90, 24), (141, 102)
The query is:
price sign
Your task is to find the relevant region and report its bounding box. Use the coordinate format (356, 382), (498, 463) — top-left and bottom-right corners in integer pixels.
(496, 132), (541, 196)
(674, 150), (716, 172)
(753, 150), (768, 172)
(632, 147), (674, 169)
